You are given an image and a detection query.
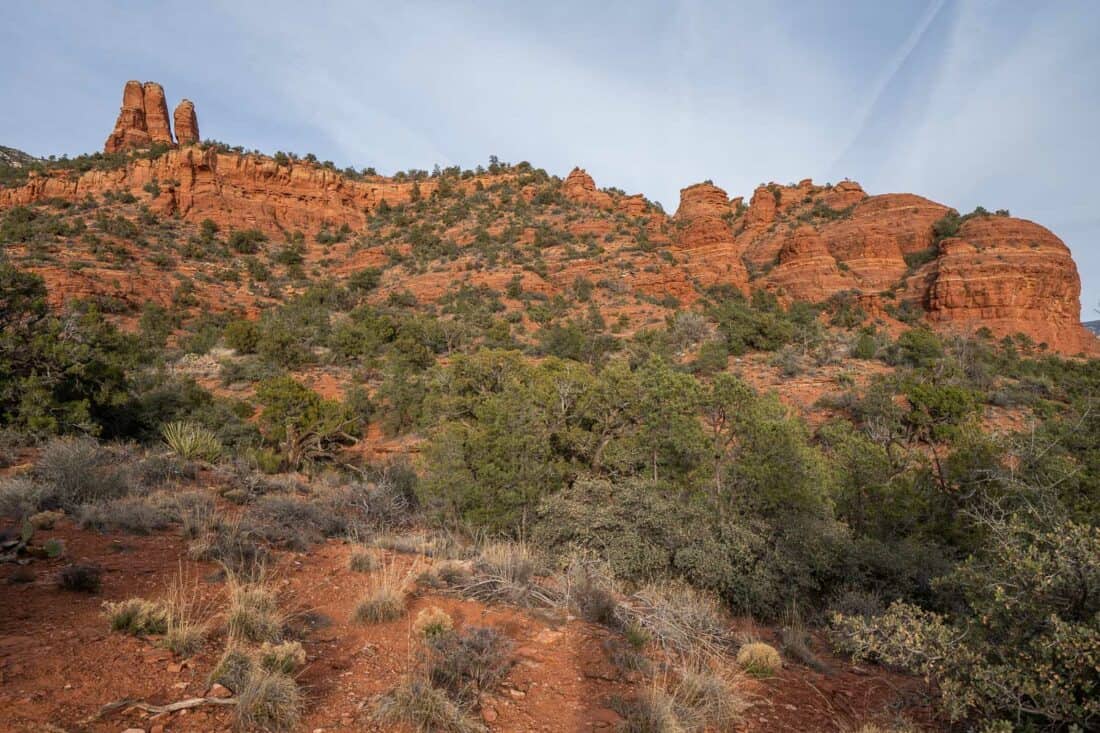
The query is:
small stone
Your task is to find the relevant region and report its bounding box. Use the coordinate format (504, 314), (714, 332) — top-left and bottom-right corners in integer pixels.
(508, 689), (526, 699)
(482, 707), (498, 723)
(122, 728), (145, 733)
(207, 683), (232, 699)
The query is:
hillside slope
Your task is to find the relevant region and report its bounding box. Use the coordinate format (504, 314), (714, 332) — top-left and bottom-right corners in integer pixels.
(0, 80), (1095, 355)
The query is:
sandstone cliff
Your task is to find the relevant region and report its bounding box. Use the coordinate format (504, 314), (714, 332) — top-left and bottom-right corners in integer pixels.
(6, 81), (1096, 355)
(104, 80), (200, 152)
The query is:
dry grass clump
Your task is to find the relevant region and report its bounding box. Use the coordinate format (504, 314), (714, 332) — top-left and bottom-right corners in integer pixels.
(187, 520), (269, 576)
(413, 606), (454, 638)
(373, 676), (485, 733)
(226, 568), (284, 643)
(209, 645), (255, 693)
(236, 668), (301, 732)
(353, 560), (410, 624)
(349, 547), (379, 572)
(417, 559), (474, 590)
(0, 476), (42, 520)
(259, 640), (307, 674)
(779, 603), (830, 673)
(627, 582), (731, 657)
(77, 495), (171, 534)
(426, 626), (513, 699)
(58, 563), (101, 593)
(29, 509), (63, 529)
(562, 554), (621, 626)
(374, 532), (426, 554)
(460, 541), (559, 607)
(618, 660), (746, 733)
(736, 641), (782, 677)
(103, 598), (169, 635)
(673, 659), (748, 729)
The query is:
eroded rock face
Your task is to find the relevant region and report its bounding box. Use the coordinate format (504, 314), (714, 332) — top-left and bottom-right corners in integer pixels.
(104, 81), (198, 152)
(672, 182), (750, 288)
(563, 167), (612, 209)
(142, 82), (173, 146)
(924, 216), (1091, 353)
(173, 100), (200, 145)
(104, 80), (153, 153)
(23, 85), (1100, 354)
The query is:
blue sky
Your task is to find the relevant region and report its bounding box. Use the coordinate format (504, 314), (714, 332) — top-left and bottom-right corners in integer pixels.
(3, 0), (1098, 318)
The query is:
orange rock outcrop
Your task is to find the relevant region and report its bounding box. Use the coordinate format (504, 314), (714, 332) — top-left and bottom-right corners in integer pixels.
(8, 82), (1097, 355)
(104, 80), (200, 152)
(173, 99), (200, 145)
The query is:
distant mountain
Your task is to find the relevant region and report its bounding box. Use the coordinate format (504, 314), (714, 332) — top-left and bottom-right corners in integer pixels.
(1084, 320), (1100, 335)
(0, 145), (39, 168)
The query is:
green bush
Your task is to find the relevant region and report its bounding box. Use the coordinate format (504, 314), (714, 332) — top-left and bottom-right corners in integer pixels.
(832, 516), (1100, 728)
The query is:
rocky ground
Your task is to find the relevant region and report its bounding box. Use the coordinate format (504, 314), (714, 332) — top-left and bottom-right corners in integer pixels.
(0, 468), (937, 733)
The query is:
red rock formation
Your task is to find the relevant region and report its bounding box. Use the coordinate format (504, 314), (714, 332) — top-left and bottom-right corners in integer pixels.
(924, 216), (1094, 353)
(765, 226), (849, 300)
(563, 167), (612, 209)
(104, 80), (152, 153)
(12, 84), (1099, 355)
(173, 100), (200, 145)
(0, 146), (493, 234)
(142, 82), (173, 146)
(672, 182), (749, 288)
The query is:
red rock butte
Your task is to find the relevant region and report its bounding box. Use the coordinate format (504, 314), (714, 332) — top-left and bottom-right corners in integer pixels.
(104, 80), (201, 153)
(3, 80), (1095, 355)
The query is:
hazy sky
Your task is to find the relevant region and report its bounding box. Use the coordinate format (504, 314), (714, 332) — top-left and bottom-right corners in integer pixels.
(3, 1), (1097, 318)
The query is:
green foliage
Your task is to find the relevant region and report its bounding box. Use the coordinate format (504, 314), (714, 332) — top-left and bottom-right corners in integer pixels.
(161, 421), (223, 462)
(228, 228), (268, 254)
(833, 516), (1100, 729)
(255, 376), (359, 470)
(0, 266), (140, 436)
(707, 290), (796, 355)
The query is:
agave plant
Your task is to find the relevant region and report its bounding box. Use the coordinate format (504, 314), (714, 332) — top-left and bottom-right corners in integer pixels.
(161, 421), (223, 463)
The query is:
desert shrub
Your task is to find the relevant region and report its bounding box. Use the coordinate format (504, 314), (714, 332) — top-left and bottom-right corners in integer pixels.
(736, 641), (781, 677)
(188, 519), (269, 575)
(104, 598), (169, 634)
(224, 318), (261, 353)
(259, 640), (307, 674)
(0, 477), (43, 519)
(77, 495), (171, 534)
(426, 626), (513, 700)
(0, 267), (139, 436)
(228, 228), (268, 254)
(34, 437), (137, 510)
(460, 541), (558, 607)
(245, 493), (348, 550)
(58, 563), (101, 593)
(160, 421), (222, 462)
(209, 646), (255, 693)
(349, 548), (379, 572)
(255, 376), (360, 470)
(354, 561), (408, 624)
(227, 571), (284, 643)
(628, 583), (731, 657)
(562, 555), (621, 626)
(373, 677), (484, 733)
(413, 606), (454, 638)
(832, 516), (1100, 728)
(236, 669), (301, 732)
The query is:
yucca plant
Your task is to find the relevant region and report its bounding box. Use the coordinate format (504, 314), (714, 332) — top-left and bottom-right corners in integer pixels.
(161, 421), (222, 463)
